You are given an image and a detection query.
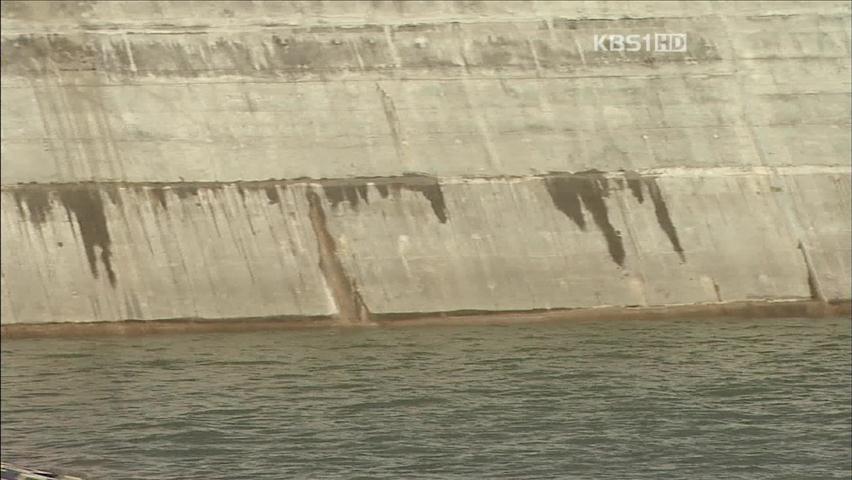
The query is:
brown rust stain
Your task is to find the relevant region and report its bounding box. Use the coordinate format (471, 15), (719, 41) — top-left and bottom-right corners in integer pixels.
(57, 187), (117, 287)
(306, 189), (372, 324)
(545, 172), (625, 267)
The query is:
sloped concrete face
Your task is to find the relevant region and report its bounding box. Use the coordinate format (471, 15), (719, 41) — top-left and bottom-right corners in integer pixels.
(1, 1), (850, 326)
(1, 167), (848, 324)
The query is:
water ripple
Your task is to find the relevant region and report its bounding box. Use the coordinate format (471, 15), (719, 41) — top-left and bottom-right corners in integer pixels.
(1, 316), (850, 479)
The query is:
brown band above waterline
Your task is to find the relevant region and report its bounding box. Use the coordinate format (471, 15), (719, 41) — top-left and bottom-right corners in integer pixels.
(2, 300), (849, 340)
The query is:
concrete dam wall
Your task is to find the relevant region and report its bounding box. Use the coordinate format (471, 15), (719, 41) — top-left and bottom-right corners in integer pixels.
(1, 1), (850, 328)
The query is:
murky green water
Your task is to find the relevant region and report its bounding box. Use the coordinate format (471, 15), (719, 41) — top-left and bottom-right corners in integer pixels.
(2, 316), (850, 479)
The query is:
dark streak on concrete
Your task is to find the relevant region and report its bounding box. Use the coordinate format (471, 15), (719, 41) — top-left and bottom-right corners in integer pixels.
(264, 185), (280, 204)
(12, 189), (51, 224)
(321, 175), (448, 223)
(544, 176), (585, 229)
(397, 179), (448, 223)
(174, 185), (199, 199)
(306, 189), (372, 324)
(376, 83), (405, 162)
(375, 184), (390, 198)
(625, 171), (644, 203)
(105, 186), (123, 206)
(6, 300), (848, 339)
(799, 241), (824, 301)
(149, 187), (168, 210)
(57, 187), (116, 287)
(545, 172), (625, 266)
(644, 177), (685, 261)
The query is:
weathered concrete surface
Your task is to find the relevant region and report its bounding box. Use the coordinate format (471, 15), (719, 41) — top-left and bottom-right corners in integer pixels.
(1, 167), (849, 324)
(1, 1), (850, 327)
(2, 2), (850, 183)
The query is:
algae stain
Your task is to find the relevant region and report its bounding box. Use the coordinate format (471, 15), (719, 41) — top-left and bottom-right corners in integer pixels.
(58, 187), (117, 287)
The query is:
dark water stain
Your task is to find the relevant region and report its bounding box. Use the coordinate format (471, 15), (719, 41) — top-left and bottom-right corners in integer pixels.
(545, 172), (625, 266)
(57, 188), (116, 287)
(375, 184), (389, 199)
(643, 177), (685, 262)
(322, 175), (447, 223)
(12, 189), (52, 224)
(544, 176), (585, 229)
(264, 185), (281, 205)
(376, 84), (405, 161)
(625, 171), (644, 203)
(105, 186), (122, 207)
(799, 241), (822, 301)
(323, 184), (368, 209)
(174, 185), (199, 200)
(396, 178), (448, 224)
(148, 187), (168, 210)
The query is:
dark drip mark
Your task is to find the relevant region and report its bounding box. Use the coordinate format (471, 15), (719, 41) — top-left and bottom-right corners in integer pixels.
(713, 281), (722, 302)
(375, 184), (389, 199)
(399, 180), (448, 224)
(574, 173), (625, 267)
(376, 84), (405, 161)
(544, 176), (585, 229)
(264, 185), (280, 204)
(322, 184), (346, 208)
(149, 187), (168, 210)
(644, 177), (685, 262)
(322, 185), (368, 209)
(236, 185), (246, 199)
(174, 185), (199, 200)
(105, 187), (122, 207)
(58, 188), (116, 287)
(625, 171), (644, 203)
(13, 189), (51, 224)
(545, 172), (625, 267)
(323, 175), (448, 223)
(356, 184), (369, 203)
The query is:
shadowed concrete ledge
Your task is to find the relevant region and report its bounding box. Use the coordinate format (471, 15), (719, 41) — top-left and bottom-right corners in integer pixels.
(2, 300), (849, 340)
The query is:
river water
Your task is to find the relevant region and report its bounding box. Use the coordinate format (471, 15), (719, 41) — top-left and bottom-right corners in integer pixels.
(1, 316), (850, 479)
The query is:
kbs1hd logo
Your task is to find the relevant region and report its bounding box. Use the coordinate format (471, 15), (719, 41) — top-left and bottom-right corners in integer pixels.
(594, 33), (687, 53)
